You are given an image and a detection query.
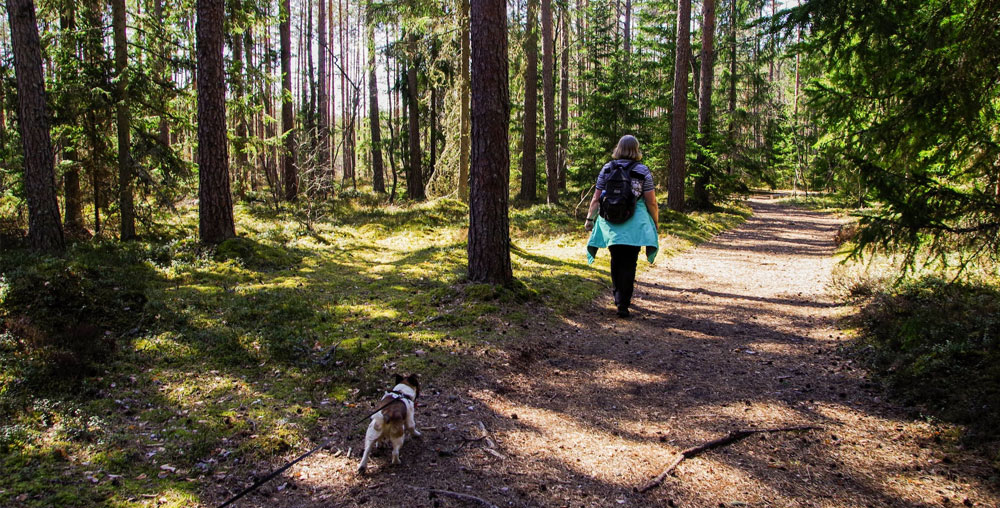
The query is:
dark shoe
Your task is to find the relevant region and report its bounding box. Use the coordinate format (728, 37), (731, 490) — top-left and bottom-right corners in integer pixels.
(616, 308), (630, 318)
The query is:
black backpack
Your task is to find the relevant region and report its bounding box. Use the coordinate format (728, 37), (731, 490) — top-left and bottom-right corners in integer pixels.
(599, 160), (641, 224)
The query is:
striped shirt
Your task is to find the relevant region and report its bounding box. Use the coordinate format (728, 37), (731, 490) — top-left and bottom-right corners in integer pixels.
(595, 159), (655, 197)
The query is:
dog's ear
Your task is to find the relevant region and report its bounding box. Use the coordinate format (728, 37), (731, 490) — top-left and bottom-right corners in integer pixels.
(394, 373), (404, 385)
(406, 374), (419, 385)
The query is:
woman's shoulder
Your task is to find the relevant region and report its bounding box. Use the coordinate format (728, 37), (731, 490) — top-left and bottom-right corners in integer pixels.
(631, 161), (652, 175)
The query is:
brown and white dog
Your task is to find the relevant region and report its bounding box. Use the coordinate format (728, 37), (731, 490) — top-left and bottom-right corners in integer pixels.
(357, 374), (421, 473)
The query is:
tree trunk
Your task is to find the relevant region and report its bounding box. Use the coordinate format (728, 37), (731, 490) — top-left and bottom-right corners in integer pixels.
(406, 32), (424, 200)
(232, 30), (249, 198)
(7, 0), (64, 250)
(558, 5), (569, 190)
(458, 0), (471, 202)
(153, 0), (169, 148)
(727, 0), (737, 175)
(281, 0), (298, 200)
(60, 9), (84, 234)
(623, 0), (632, 62)
(366, 8), (385, 193)
(112, 0), (135, 239)
(541, 0), (558, 204)
(468, 0), (512, 285)
(668, 0), (692, 212)
(318, 0), (330, 186)
(519, 0), (538, 202)
(793, 0), (802, 195)
(692, 0), (716, 208)
(197, 0), (235, 244)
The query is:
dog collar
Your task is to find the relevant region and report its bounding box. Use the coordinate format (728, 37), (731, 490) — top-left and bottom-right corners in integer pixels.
(389, 390), (414, 401)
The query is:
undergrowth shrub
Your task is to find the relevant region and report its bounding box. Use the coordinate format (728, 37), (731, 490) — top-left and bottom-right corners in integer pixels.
(854, 277), (1000, 439)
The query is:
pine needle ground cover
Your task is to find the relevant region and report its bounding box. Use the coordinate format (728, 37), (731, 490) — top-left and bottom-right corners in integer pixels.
(0, 197), (747, 507)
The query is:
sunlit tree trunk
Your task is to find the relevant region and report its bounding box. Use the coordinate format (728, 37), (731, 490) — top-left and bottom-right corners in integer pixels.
(7, 0), (64, 250)
(541, 0), (558, 204)
(196, 0), (235, 244)
(281, 0), (297, 200)
(406, 31), (424, 200)
(727, 0), (737, 175)
(668, 0), (691, 212)
(468, 0), (512, 285)
(692, 0), (716, 208)
(558, 5), (569, 190)
(318, 0), (330, 186)
(519, 0), (538, 202)
(366, 7), (385, 193)
(153, 0), (169, 148)
(458, 0), (471, 202)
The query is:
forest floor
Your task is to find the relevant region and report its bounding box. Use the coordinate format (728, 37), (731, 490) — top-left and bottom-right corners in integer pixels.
(209, 198), (1000, 508)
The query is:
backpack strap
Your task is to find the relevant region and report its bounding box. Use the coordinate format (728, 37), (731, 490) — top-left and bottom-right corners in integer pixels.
(605, 160), (640, 175)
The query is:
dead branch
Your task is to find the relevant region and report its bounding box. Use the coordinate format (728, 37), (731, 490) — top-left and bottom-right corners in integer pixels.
(407, 486), (500, 508)
(637, 425), (818, 494)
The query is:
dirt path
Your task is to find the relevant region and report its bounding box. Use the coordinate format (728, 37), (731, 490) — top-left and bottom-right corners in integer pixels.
(220, 199), (999, 507)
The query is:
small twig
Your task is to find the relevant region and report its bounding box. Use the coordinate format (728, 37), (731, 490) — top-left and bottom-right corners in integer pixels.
(481, 447), (506, 460)
(637, 425), (818, 493)
(407, 486), (500, 508)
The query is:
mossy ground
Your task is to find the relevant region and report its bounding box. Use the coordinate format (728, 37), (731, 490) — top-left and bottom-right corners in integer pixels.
(0, 195), (747, 507)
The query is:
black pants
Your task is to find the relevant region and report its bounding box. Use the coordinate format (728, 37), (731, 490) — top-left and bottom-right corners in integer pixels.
(609, 244), (641, 311)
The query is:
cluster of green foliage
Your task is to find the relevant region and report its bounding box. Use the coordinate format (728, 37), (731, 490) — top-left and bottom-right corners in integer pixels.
(854, 277), (1000, 442)
(786, 0), (1000, 267)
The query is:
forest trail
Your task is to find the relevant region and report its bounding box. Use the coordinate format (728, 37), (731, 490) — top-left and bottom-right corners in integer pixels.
(218, 199), (999, 508)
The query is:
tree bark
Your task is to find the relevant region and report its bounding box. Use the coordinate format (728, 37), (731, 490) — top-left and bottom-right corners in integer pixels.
(280, 0), (298, 200)
(112, 0), (135, 239)
(558, 5), (569, 190)
(366, 7), (385, 193)
(458, 0), (471, 202)
(406, 31), (425, 200)
(318, 0), (330, 185)
(153, 0), (169, 148)
(59, 8), (84, 234)
(7, 0), (64, 251)
(468, 0), (513, 285)
(668, 0), (692, 212)
(197, 0), (235, 244)
(541, 0), (558, 204)
(727, 0), (737, 175)
(692, 0), (716, 208)
(232, 30), (249, 198)
(623, 0), (632, 62)
(519, 0), (538, 202)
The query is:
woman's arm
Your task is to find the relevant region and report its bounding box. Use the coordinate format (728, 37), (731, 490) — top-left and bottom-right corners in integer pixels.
(585, 188), (601, 231)
(643, 190), (659, 230)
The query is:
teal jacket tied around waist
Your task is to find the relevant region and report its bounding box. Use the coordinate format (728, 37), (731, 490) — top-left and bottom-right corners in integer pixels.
(586, 203), (659, 264)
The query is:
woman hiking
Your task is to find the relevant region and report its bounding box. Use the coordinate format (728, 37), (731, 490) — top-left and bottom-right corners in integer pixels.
(585, 135), (660, 318)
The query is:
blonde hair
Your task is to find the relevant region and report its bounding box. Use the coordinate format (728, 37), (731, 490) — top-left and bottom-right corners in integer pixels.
(612, 135), (642, 160)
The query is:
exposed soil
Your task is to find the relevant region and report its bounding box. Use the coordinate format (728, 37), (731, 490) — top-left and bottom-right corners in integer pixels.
(211, 198), (1000, 507)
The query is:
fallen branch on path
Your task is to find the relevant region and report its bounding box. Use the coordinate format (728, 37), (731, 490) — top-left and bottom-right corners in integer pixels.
(637, 425), (819, 494)
(407, 485), (500, 508)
